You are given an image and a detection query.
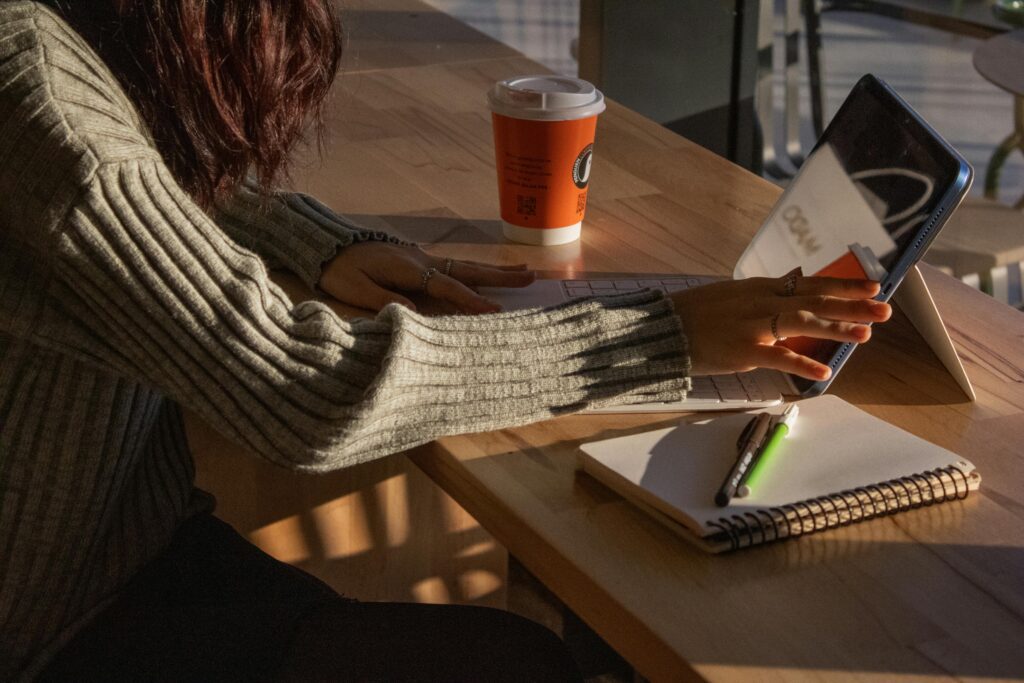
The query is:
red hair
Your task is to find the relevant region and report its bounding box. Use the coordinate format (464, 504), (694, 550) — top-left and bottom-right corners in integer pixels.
(45, 0), (343, 208)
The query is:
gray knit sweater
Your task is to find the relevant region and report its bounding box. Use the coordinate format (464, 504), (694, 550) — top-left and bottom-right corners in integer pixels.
(0, 3), (691, 678)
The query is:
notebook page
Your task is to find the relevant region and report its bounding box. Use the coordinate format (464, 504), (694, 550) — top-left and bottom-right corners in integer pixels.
(579, 395), (975, 538)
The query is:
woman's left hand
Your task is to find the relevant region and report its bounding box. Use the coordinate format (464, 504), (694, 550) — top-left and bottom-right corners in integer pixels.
(319, 241), (535, 313)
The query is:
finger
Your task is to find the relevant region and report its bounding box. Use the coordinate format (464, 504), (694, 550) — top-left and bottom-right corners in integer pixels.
(349, 274), (417, 312)
(748, 344), (832, 381)
(788, 275), (882, 299)
(370, 255), (439, 292)
(428, 257), (531, 273)
(775, 311), (872, 343)
(446, 260), (536, 287)
(426, 273), (502, 313)
(779, 295), (891, 323)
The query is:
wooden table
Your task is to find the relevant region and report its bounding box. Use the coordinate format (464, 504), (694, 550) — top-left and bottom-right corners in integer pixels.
(195, 1), (1024, 680)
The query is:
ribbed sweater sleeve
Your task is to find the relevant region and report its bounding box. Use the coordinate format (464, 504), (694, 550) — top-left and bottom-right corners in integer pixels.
(212, 178), (408, 288)
(56, 158), (690, 470)
(1, 2), (691, 473)
(0, 6), (693, 678)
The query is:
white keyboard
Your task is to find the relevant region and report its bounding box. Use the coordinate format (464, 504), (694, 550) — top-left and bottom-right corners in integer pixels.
(561, 276), (711, 298)
(586, 370), (785, 413)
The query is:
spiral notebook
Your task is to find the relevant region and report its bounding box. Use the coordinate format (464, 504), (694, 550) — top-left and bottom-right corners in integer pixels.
(578, 395), (980, 553)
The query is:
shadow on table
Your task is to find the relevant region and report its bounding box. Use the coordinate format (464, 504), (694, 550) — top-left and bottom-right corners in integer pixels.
(828, 303), (982, 408)
(189, 418), (508, 609)
(191, 378), (1017, 679)
(468, 425), (1024, 679)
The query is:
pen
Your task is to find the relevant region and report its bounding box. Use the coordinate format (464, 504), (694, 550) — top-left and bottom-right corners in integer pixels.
(715, 412), (772, 507)
(737, 404), (800, 497)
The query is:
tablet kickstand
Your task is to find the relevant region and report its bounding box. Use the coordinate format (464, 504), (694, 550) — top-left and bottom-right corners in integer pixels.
(893, 265), (976, 401)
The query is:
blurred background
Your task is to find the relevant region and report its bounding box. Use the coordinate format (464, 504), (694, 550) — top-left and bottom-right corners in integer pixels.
(425, 0), (1024, 307)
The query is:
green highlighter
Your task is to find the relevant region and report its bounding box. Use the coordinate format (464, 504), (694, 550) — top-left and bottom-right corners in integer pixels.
(737, 403), (799, 497)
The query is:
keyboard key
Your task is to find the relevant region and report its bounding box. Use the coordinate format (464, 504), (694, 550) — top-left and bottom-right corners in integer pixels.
(684, 393), (724, 403)
(590, 281), (615, 289)
(688, 376), (720, 399)
(710, 375), (744, 390)
(711, 375), (750, 402)
(686, 389), (721, 401)
(738, 372), (767, 401)
(638, 280), (664, 288)
(690, 376), (715, 391)
(614, 280), (640, 290)
(566, 288), (591, 298)
(719, 390), (752, 402)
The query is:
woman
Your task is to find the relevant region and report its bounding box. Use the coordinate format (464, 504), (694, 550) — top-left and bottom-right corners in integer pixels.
(0, 0), (890, 680)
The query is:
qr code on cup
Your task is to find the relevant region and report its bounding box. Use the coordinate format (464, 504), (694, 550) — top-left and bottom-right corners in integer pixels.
(516, 194), (537, 216)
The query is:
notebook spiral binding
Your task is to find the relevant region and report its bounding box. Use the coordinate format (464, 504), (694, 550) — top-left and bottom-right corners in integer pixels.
(705, 465), (971, 552)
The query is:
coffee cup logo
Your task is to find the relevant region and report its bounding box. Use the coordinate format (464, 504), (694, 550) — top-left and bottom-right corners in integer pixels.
(572, 144), (593, 189)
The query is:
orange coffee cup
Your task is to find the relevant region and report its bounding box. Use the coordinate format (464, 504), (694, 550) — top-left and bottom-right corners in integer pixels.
(487, 75), (606, 245)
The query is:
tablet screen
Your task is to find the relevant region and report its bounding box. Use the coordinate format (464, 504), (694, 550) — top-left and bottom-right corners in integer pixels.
(824, 80), (962, 273)
(738, 75), (969, 395)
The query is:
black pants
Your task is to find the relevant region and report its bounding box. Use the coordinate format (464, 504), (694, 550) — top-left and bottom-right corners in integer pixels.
(40, 514), (582, 682)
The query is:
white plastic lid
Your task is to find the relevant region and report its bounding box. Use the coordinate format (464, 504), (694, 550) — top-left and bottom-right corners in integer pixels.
(487, 75), (606, 121)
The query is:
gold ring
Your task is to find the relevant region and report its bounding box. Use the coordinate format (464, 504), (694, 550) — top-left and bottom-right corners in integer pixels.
(770, 313), (786, 341)
(420, 267), (439, 292)
(442, 258), (454, 277)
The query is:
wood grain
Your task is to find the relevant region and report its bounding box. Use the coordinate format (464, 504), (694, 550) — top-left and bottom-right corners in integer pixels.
(193, 1), (1024, 680)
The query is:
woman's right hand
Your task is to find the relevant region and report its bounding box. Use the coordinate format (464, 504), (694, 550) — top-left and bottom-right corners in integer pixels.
(669, 272), (892, 382)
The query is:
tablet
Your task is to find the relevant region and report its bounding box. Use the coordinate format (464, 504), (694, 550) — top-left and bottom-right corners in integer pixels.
(733, 74), (973, 397)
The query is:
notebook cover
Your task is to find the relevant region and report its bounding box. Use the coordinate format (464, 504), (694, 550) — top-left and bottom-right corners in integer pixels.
(578, 395), (979, 549)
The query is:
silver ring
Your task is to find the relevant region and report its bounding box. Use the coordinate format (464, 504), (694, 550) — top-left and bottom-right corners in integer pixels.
(442, 258), (454, 277)
(770, 313), (786, 341)
(782, 272), (798, 297)
(420, 267), (439, 292)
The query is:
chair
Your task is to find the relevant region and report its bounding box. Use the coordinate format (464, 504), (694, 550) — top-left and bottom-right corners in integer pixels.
(925, 197), (1024, 308)
(973, 29), (1024, 209)
(760, 0), (1011, 181)
(756, 0), (826, 180)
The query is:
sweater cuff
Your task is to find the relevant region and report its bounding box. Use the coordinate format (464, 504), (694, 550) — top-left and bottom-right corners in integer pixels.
(361, 289), (691, 446)
(214, 183), (408, 289)
(276, 191), (412, 288)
